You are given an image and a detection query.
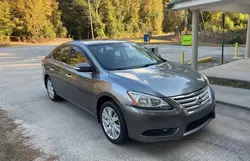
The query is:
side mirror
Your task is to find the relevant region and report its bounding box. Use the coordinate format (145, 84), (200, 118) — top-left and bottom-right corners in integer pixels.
(75, 62), (92, 72)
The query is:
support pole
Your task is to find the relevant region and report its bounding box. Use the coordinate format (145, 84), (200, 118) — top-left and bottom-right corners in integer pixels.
(181, 51), (185, 65)
(235, 43), (239, 58)
(192, 10), (199, 70)
(246, 14), (250, 58)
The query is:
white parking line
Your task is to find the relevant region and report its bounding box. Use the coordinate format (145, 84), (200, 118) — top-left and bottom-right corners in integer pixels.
(0, 63), (41, 67)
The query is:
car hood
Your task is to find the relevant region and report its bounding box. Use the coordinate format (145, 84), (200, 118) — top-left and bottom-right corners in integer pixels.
(108, 62), (207, 97)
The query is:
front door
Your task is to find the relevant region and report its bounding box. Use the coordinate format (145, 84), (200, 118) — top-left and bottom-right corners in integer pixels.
(66, 46), (97, 112)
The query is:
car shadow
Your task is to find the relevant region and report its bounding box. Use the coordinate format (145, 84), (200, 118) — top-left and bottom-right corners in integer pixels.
(121, 129), (207, 153)
(53, 97), (210, 150)
(45, 95), (224, 157)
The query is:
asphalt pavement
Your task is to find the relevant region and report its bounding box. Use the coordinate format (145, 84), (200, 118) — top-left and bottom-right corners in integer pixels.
(0, 45), (250, 161)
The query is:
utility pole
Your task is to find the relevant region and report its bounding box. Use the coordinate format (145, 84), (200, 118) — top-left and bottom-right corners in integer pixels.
(221, 12), (225, 64)
(88, 0), (94, 39)
(184, 10), (188, 34)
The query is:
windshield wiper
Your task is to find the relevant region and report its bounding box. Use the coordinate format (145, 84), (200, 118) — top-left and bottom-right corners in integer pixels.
(111, 63), (159, 71)
(111, 67), (128, 71)
(139, 63), (158, 68)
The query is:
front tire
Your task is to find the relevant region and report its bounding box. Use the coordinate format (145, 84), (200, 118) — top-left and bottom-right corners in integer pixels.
(46, 77), (61, 101)
(100, 101), (128, 144)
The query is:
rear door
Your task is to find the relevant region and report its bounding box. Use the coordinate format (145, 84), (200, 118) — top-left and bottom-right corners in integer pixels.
(49, 45), (72, 98)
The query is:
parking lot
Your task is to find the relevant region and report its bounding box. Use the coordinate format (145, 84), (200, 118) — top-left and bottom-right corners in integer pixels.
(0, 45), (250, 161)
(150, 44), (246, 70)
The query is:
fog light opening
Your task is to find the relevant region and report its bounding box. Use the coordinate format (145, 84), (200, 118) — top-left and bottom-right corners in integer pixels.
(141, 128), (178, 137)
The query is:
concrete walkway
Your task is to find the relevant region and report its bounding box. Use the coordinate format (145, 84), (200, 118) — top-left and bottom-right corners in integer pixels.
(201, 59), (250, 82)
(211, 85), (250, 110)
(201, 59), (250, 110)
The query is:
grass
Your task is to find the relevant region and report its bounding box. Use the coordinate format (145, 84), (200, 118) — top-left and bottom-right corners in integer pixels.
(0, 38), (72, 47)
(0, 109), (59, 161)
(128, 38), (180, 45)
(208, 77), (250, 89)
(122, 34), (180, 45)
(120, 34), (244, 46)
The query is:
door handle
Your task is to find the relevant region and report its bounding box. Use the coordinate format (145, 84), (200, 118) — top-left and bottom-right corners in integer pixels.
(66, 74), (72, 78)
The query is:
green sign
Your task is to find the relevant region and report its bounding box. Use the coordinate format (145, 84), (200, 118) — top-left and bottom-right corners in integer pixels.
(181, 34), (192, 46)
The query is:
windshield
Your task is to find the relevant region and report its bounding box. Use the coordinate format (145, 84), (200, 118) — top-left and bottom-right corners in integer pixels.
(88, 43), (165, 70)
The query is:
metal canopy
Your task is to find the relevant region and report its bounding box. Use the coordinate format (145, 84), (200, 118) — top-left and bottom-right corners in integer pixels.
(168, 0), (250, 71)
(169, 0), (250, 14)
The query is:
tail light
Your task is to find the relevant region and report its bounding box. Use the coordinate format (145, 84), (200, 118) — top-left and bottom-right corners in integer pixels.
(41, 56), (46, 63)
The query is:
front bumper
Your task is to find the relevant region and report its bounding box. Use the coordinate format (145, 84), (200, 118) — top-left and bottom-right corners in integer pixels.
(121, 89), (216, 142)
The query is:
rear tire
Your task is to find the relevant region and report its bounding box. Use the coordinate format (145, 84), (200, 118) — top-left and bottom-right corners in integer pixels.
(100, 101), (128, 144)
(46, 77), (61, 101)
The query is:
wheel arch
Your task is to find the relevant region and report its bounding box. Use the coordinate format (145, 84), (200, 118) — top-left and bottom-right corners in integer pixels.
(44, 74), (50, 89)
(96, 93), (123, 123)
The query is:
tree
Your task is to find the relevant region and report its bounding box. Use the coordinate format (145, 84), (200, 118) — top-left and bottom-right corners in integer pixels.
(59, 0), (163, 38)
(1, 0), (65, 40)
(99, 0), (119, 37)
(0, 0), (14, 36)
(202, 12), (248, 32)
(151, 0), (163, 34)
(60, 0), (89, 39)
(1, 0), (247, 42)
(139, 0), (163, 34)
(91, 0), (106, 38)
(123, 0), (140, 34)
(11, 0), (57, 39)
(139, 0), (153, 32)
(50, 0), (67, 37)
(163, 0), (184, 33)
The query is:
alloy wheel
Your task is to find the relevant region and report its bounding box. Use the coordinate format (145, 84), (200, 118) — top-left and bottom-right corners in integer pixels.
(47, 79), (55, 99)
(101, 106), (121, 140)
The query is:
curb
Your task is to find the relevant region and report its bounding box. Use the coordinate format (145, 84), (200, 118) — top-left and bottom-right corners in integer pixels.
(208, 77), (250, 90)
(216, 100), (250, 111)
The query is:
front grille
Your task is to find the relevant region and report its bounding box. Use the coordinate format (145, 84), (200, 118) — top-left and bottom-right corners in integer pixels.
(185, 111), (215, 132)
(172, 86), (210, 113)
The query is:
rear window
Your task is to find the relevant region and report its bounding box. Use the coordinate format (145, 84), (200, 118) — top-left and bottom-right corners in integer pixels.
(52, 46), (71, 64)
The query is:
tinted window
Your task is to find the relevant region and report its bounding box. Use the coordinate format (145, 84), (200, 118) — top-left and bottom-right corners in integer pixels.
(88, 43), (165, 70)
(70, 47), (88, 66)
(52, 46), (70, 63)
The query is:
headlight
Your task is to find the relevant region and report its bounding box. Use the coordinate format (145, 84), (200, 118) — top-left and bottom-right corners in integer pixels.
(127, 91), (172, 110)
(202, 74), (210, 84)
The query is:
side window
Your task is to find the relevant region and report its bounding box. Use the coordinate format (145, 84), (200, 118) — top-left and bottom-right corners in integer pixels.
(52, 46), (71, 63)
(70, 47), (88, 66)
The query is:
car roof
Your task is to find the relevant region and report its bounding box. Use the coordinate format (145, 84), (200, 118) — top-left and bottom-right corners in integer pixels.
(67, 40), (127, 46)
